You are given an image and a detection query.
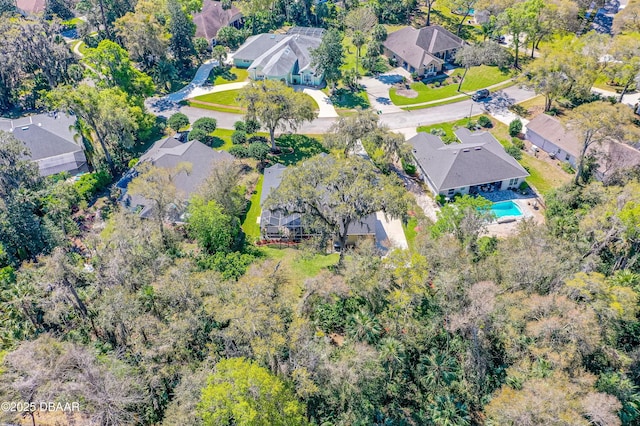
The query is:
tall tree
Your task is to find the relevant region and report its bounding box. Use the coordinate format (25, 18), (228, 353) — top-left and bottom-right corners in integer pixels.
(445, 0), (479, 36)
(83, 40), (155, 100)
(425, 0), (437, 26)
(454, 41), (510, 91)
(499, 2), (529, 68)
(568, 102), (637, 184)
(238, 80), (317, 151)
(47, 85), (144, 173)
(311, 28), (345, 92)
(264, 154), (407, 263)
(605, 34), (640, 102)
(115, 0), (171, 69)
(127, 162), (192, 245)
(167, 0), (196, 68)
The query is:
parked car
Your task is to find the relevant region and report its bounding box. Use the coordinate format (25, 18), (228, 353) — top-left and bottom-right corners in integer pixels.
(472, 89), (490, 101)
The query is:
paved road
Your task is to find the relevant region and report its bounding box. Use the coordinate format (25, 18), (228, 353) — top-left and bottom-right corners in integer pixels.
(157, 85), (537, 133)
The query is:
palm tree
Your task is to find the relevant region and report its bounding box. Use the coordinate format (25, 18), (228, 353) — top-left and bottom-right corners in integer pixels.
(378, 337), (405, 379)
(428, 394), (471, 426)
(352, 31), (366, 74)
(70, 119), (96, 170)
(347, 309), (381, 344)
(418, 350), (458, 390)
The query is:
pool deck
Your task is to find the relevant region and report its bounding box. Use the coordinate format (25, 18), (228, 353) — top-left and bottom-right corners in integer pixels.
(483, 198), (545, 238)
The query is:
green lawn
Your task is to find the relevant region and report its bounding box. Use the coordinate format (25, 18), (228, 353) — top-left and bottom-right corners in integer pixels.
(330, 88), (370, 110)
(192, 89), (243, 106)
(242, 174), (263, 240)
(259, 247), (339, 281)
(63, 17), (84, 27)
(270, 134), (327, 166)
(403, 217), (419, 250)
(69, 39), (89, 56)
(402, 80), (516, 110)
(418, 115), (490, 141)
(390, 66), (512, 106)
(213, 67), (249, 85)
(190, 89), (319, 112)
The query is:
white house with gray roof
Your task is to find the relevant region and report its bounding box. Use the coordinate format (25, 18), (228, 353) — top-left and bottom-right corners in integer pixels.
(408, 128), (529, 197)
(383, 25), (464, 77)
(0, 113), (88, 177)
(233, 27), (325, 86)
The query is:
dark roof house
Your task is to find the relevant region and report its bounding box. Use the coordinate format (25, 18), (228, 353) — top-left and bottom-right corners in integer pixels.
(408, 128), (529, 195)
(259, 163), (376, 242)
(192, 0), (242, 42)
(0, 113), (88, 176)
(383, 25), (464, 75)
(119, 137), (234, 219)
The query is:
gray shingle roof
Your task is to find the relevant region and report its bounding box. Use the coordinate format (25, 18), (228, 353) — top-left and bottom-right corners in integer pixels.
(234, 34), (289, 62)
(124, 137), (234, 218)
(193, 0), (242, 40)
(383, 25), (463, 69)
(525, 114), (581, 158)
(408, 129), (529, 192)
(0, 113), (87, 176)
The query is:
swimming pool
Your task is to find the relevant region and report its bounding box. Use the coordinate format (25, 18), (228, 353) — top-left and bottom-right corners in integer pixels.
(489, 201), (523, 218)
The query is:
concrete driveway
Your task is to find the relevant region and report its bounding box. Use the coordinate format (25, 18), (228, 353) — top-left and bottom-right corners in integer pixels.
(360, 68), (409, 114)
(375, 212), (408, 251)
(298, 87), (339, 118)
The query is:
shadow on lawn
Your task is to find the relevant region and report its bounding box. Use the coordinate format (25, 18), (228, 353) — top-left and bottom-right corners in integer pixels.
(272, 134), (327, 166)
(330, 88), (370, 109)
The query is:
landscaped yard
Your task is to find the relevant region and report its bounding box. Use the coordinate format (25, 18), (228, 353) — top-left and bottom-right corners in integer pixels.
(69, 39), (89, 55)
(242, 174), (263, 240)
(329, 88), (370, 113)
(390, 65), (512, 106)
(213, 67), (249, 85)
(188, 90), (319, 113)
(259, 247), (339, 281)
(270, 134), (327, 166)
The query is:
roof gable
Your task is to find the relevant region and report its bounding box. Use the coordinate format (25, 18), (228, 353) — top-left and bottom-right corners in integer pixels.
(408, 130), (529, 191)
(193, 0), (242, 40)
(383, 25), (463, 69)
(526, 114), (581, 158)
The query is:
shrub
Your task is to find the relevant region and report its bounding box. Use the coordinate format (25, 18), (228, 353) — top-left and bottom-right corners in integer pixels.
(505, 145), (522, 160)
(248, 135), (268, 144)
(477, 115), (492, 128)
(167, 112), (189, 132)
(411, 72), (419, 81)
(231, 130), (247, 145)
(508, 118), (523, 136)
(245, 119), (261, 134)
(512, 137), (525, 150)
(128, 158), (139, 168)
(233, 121), (246, 131)
(430, 128), (446, 137)
(188, 128), (209, 144)
(229, 145), (249, 158)
(248, 141), (270, 161)
(561, 162), (575, 174)
(436, 194), (446, 205)
(192, 117), (217, 134)
(402, 159), (416, 175)
(74, 170), (111, 202)
(465, 120), (477, 130)
(519, 181), (530, 191)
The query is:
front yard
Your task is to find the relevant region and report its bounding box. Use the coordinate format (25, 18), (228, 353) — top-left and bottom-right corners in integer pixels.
(188, 89), (320, 114)
(390, 65), (512, 106)
(212, 67), (249, 85)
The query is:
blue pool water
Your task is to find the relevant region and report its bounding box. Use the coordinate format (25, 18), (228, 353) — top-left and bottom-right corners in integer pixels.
(489, 201), (523, 218)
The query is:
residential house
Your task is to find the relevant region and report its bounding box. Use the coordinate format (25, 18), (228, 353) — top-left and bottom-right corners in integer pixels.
(382, 25), (464, 77)
(407, 128), (529, 196)
(233, 27), (325, 86)
(16, 0), (45, 15)
(259, 163), (377, 244)
(118, 137), (234, 219)
(192, 0), (242, 45)
(526, 113), (640, 181)
(0, 113), (88, 177)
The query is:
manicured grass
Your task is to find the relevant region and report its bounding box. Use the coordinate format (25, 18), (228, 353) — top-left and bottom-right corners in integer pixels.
(63, 17), (84, 27)
(69, 39), (89, 56)
(519, 155), (572, 195)
(270, 134), (327, 166)
(259, 247), (339, 281)
(417, 115), (488, 140)
(209, 128), (270, 151)
(189, 90), (319, 112)
(330, 88), (370, 110)
(401, 80), (516, 110)
(403, 217), (419, 250)
(242, 174), (263, 240)
(193, 89), (243, 106)
(390, 66), (512, 106)
(214, 67), (249, 85)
